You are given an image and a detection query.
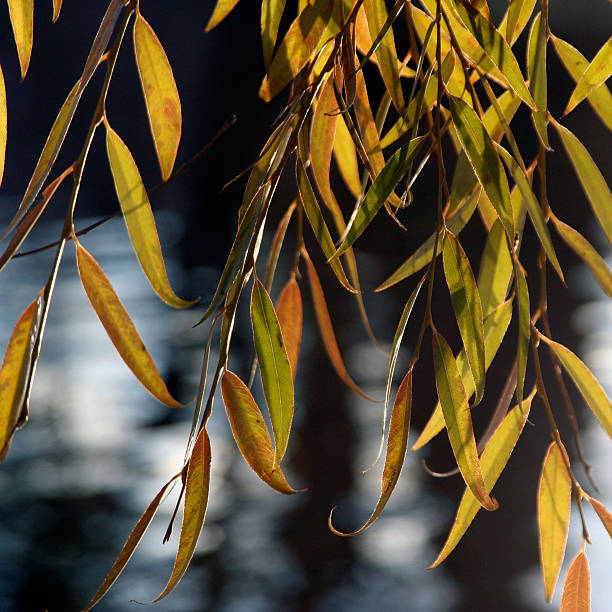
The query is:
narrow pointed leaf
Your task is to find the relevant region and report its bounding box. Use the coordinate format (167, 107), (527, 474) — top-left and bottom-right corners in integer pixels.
(538, 441), (571, 602)
(221, 370), (298, 494)
(498, 0), (536, 46)
(150, 428), (211, 602)
(432, 331), (497, 511)
(0, 63), (6, 188)
(134, 13), (182, 181)
(7, 0), (33, 79)
(251, 277), (294, 464)
(553, 217), (612, 298)
(565, 35), (612, 116)
(449, 96), (514, 238)
(477, 220), (512, 317)
(76, 242), (181, 408)
(443, 232), (486, 404)
(205, 0), (242, 31)
(560, 551), (590, 612)
(105, 125), (195, 308)
(81, 477), (178, 612)
(0, 296), (42, 461)
(586, 497), (612, 539)
(513, 258), (529, 407)
(527, 12), (549, 147)
(554, 121), (612, 247)
(261, 0), (287, 67)
(333, 112), (362, 199)
(52, 0), (62, 22)
(430, 397), (532, 566)
(276, 278), (302, 380)
(539, 334), (612, 440)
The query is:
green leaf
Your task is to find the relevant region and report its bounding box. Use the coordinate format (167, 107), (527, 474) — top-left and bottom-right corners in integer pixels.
(134, 12), (182, 181)
(432, 331), (497, 511)
(150, 428), (211, 602)
(221, 370), (298, 494)
(0, 296), (42, 461)
(477, 220), (512, 317)
(276, 278), (302, 380)
(538, 441), (571, 602)
(105, 124), (196, 308)
(443, 232), (486, 404)
(559, 550), (590, 612)
(527, 12), (549, 148)
(553, 120), (612, 247)
(76, 241), (181, 408)
(539, 334), (612, 441)
(251, 277), (294, 464)
(7, 0), (33, 79)
(205, 0), (242, 31)
(430, 396), (532, 566)
(261, 0), (287, 68)
(449, 96), (514, 238)
(565, 35), (612, 116)
(513, 257), (530, 407)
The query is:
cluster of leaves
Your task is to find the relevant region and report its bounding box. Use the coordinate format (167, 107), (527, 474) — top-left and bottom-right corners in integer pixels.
(0, 0), (611, 609)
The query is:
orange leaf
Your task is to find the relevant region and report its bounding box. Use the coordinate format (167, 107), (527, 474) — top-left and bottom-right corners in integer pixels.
(75, 241), (181, 408)
(586, 496), (612, 539)
(276, 278), (302, 380)
(560, 551), (590, 612)
(52, 0), (63, 22)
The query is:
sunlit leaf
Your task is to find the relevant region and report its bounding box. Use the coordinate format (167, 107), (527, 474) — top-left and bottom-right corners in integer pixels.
(0, 296), (42, 461)
(134, 12), (182, 181)
(477, 220), (512, 317)
(353, 68), (385, 172)
(330, 370), (412, 535)
(105, 124), (196, 308)
(527, 12), (549, 147)
(333, 111), (362, 199)
(276, 278), (302, 380)
(560, 550), (590, 612)
(303, 250), (374, 401)
(552, 35), (612, 132)
(0, 62), (6, 189)
(150, 428), (211, 602)
(443, 232), (486, 404)
(205, 0), (242, 31)
(52, 0), (62, 22)
(585, 496), (612, 539)
(81, 476), (178, 611)
(251, 276), (294, 464)
(430, 396), (532, 566)
(565, 35), (612, 116)
(552, 216), (612, 298)
(538, 441), (571, 602)
(498, 0), (536, 46)
(75, 241), (181, 408)
(7, 0), (33, 79)
(432, 330), (497, 511)
(513, 257), (529, 407)
(221, 370), (298, 494)
(538, 334), (612, 441)
(261, 0), (287, 68)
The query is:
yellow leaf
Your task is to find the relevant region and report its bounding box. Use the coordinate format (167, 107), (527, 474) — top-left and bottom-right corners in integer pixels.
(105, 124), (196, 308)
(205, 0), (242, 31)
(261, 0), (287, 68)
(151, 428), (211, 602)
(7, 0), (33, 79)
(560, 550), (591, 612)
(134, 12), (182, 181)
(0, 62), (6, 189)
(52, 0), (62, 22)
(75, 241), (181, 408)
(498, 0), (536, 46)
(585, 496), (612, 539)
(0, 296), (42, 461)
(221, 370), (298, 494)
(538, 441), (572, 602)
(333, 110), (362, 199)
(276, 278), (302, 380)
(477, 220), (512, 317)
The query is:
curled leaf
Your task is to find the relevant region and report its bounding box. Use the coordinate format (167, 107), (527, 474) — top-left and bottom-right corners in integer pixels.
(560, 550), (590, 612)
(7, 0), (33, 79)
(276, 278), (302, 380)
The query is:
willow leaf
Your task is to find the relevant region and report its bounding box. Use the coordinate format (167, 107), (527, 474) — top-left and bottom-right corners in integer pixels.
(261, 0), (287, 68)
(52, 0), (62, 22)
(221, 370), (298, 494)
(7, 0), (33, 79)
(586, 496), (612, 539)
(553, 121), (612, 247)
(134, 12), (182, 182)
(105, 124), (195, 308)
(251, 277), (294, 464)
(538, 441), (571, 602)
(430, 396), (532, 566)
(76, 242), (181, 408)
(333, 112), (362, 199)
(565, 35), (612, 116)
(276, 278), (302, 381)
(0, 63), (5, 189)
(527, 12), (549, 147)
(513, 257), (529, 407)
(0, 296), (42, 461)
(498, 0), (536, 46)
(150, 428), (211, 602)
(477, 220), (512, 317)
(560, 551), (590, 612)
(552, 216), (612, 298)
(539, 334), (612, 440)
(443, 232), (486, 404)
(353, 68), (385, 172)
(205, 0), (242, 31)
(432, 331), (497, 511)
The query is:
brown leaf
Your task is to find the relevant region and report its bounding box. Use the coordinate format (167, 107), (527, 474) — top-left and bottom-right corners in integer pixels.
(560, 550), (591, 612)
(276, 278), (302, 380)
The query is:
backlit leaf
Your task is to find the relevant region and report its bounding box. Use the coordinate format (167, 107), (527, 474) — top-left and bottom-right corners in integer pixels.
(477, 220), (512, 317)
(560, 551), (590, 612)
(513, 257), (529, 407)
(498, 0), (536, 46)
(76, 241), (181, 408)
(134, 12), (182, 181)
(52, 0), (62, 22)
(586, 496), (612, 539)
(443, 232), (486, 404)
(539, 334), (612, 441)
(553, 121), (612, 247)
(221, 370), (298, 494)
(276, 278), (302, 380)
(432, 330), (497, 511)
(0, 62), (6, 188)
(333, 111), (362, 199)
(538, 441), (571, 602)
(565, 35), (612, 116)
(251, 276), (294, 464)
(0, 296), (42, 461)
(150, 428), (211, 602)
(105, 124), (196, 308)
(7, 0), (33, 79)
(430, 396), (532, 566)
(261, 0), (287, 68)
(527, 12), (549, 147)
(205, 0), (242, 31)
(353, 68), (385, 173)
